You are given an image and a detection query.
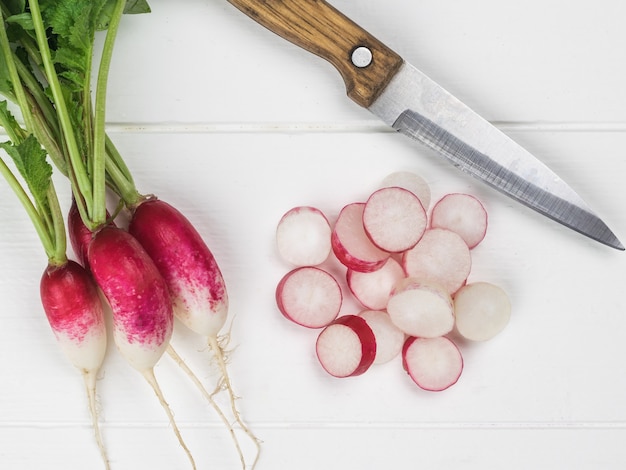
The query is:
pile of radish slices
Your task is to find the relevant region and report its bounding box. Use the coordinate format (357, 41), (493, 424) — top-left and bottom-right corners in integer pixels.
(275, 172), (511, 392)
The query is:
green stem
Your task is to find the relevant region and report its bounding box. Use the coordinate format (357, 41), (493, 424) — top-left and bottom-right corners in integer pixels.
(92, 0), (126, 226)
(28, 0), (93, 219)
(46, 182), (67, 265)
(105, 135), (140, 205)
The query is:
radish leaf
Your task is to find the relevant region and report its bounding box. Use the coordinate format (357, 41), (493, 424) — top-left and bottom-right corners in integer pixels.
(0, 134), (52, 212)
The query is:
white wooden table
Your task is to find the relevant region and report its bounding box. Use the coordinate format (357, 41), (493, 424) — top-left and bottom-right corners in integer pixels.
(1, 1), (625, 468)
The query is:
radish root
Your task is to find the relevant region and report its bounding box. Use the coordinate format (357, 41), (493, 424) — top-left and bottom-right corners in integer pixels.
(166, 345), (247, 469)
(141, 368), (196, 470)
(82, 369), (110, 470)
(208, 334), (261, 469)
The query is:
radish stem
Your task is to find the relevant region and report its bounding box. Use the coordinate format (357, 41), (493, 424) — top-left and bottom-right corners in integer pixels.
(92, 0), (126, 226)
(142, 368), (197, 470)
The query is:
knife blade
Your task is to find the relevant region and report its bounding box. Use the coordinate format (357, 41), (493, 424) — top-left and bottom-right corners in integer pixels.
(226, 0), (624, 251)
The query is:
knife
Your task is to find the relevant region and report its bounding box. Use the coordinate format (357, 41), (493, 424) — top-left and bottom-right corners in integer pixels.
(226, 0), (624, 251)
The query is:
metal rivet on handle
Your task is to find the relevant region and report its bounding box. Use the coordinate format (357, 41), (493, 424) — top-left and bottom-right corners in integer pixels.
(351, 46), (373, 68)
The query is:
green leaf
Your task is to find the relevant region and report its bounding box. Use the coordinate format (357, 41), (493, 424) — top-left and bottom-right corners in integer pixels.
(4, 12), (33, 30)
(124, 0), (151, 15)
(0, 134), (52, 214)
(97, 0), (150, 31)
(2, 0), (26, 15)
(0, 100), (26, 141)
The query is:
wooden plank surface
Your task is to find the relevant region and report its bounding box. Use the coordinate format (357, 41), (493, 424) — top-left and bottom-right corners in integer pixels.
(0, 1), (625, 469)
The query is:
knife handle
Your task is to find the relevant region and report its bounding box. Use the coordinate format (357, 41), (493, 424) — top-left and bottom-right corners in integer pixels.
(226, 0), (403, 108)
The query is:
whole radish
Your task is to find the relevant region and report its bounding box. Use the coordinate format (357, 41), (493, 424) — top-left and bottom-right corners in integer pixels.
(40, 260), (109, 469)
(128, 197), (260, 467)
(87, 225), (196, 469)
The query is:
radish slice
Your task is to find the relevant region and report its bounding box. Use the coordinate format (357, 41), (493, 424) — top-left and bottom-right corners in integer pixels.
(363, 187), (427, 253)
(402, 336), (463, 391)
(316, 315), (376, 378)
(430, 193), (488, 248)
(346, 257), (404, 310)
(331, 202), (389, 272)
(380, 171), (431, 210)
(276, 266), (342, 328)
(402, 228), (471, 295)
(276, 206), (332, 266)
(387, 278), (454, 338)
(358, 310), (405, 364)
(454, 282), (511, 341)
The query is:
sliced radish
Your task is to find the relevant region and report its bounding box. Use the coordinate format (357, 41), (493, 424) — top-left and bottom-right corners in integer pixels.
(276, 267), (342, 328)
(316, 315), (376, 378)
(358, 310), (405, 364)
(402, 228), (471, 295)
(346, 257), (405, 310)
(331, 202), (389, 272)
(402, 336), (463, 391)
(430, 193), (488, 248)
(276, 206), (332, 266)
(362, 187), (427, 253)
(380, 171), (431, 210)
(454, 282), (511, 341)
(387, 278), (454, 338)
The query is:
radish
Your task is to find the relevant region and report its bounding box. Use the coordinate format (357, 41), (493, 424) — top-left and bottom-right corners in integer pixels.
(40, 260), (109, 467)
(430, 193), (488, 248)
(128, 198), (260, 467)
(276, 206), (332, 266)
(380, 171), (431, 210)
(276, 266), (342, 328)
(331, 202), (389, 272)
(346, 257), (404, 310)
(316, 315), (376, 378)
(358, 310), (405, 364)
(387, 278), (455, 338)
(402, 336), (463, 391)
(363, 186), (427, 253)
(453, 282), (511, 341)
(87, 225), (196, 469)
(402, 228), (472, 295)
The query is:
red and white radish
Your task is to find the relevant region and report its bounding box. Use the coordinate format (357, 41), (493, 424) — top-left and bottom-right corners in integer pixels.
(430, 193), (488, 248)
(40, 260), (109, 467)
(358, 310), (405, 364)
(346, 257), (404, 310)
(402, 336), (463, 391)
(331, 202), (389, 272)
(87, 225), (195, 468)
(276, 206), (332, 266)
(276, 266), (342, 328)
(402, 228), (471, 295)
(316, 315), (376, 378)
(363, 186), (427, 253)
(380, 171), (431, 210)
(128, 198), (259, 467)
(387, 278), (454, 338)
(453, 282), (511, 341)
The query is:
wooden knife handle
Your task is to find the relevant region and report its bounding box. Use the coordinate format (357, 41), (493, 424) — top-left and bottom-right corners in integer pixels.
(226, 0), (403, 108)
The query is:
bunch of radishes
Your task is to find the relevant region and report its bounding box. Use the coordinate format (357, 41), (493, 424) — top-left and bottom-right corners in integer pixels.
(275, 171), (511, 391)
(0, 2), (259, 469)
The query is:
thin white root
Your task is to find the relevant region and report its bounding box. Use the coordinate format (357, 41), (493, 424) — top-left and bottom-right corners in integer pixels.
(142, 368), (197, 470)
(82, 369), (110, 470)
(208, 335), (262, 470)
(167, 345), (247, 469)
